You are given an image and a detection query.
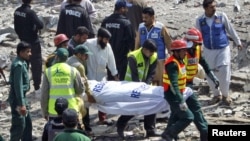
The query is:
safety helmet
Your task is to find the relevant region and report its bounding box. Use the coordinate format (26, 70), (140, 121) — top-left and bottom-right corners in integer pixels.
(185, 28), (203, 43)
(54, 34), (69, 46)
(170, 39), (187, 51)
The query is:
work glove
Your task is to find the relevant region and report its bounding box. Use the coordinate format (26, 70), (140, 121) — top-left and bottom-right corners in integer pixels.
(208, 71), (220, 89)
(179, 102), (188, 111)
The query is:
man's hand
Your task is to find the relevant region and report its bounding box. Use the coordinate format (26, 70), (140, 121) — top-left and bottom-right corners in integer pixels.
(87, 95), (96, 103)
(179, 102), (188, 111)
(16, 106), (27, 116)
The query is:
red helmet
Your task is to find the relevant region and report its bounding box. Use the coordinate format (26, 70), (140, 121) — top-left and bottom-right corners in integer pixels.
(54, 34), (69, 46)
(185, 28), (203, 43)
(170, 39), (187, 51)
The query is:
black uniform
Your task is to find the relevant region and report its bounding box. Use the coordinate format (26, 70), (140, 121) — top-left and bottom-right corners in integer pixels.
(14, 4), (44, 91)
(101, 13), (135, 80)
(56, 4), (95, 38)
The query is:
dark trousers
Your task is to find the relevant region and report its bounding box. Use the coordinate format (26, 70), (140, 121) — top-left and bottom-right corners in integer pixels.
(10, 104), (32, 141)
(30, 42), (42, 90)
(107, 59), (127, 81)
(83, 108), (92, 131)
(117, 114), (156, 132)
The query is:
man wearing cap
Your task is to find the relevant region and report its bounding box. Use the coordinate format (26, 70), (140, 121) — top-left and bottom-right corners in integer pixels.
(161, 40), (207, 141)
(83, 27), (119, 125)
(41, 48), (84, 121)
(53, 108), (91, 141)
(116, 39), (159, 138)
(135, 7), (172, 86)
(67, 44), (96, 134)
(101, 0), (135, 81)
(42, 97), (68, 141)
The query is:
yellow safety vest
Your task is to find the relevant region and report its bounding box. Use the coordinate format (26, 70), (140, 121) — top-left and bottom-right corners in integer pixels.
(125, 48), (157, 81)
(184, 45), (201, 82)
(163, 56), (186, 92)
(45, 63), (78, 116)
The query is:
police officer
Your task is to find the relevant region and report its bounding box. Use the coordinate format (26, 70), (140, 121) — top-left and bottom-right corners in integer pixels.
(162, 40), (208, 141)
(101, 0), (135, 81)
(14, 0), (44, 95)
(56, 0), (95, 39)
(8, 42), (32, 141)
(116, 39), (159, 138)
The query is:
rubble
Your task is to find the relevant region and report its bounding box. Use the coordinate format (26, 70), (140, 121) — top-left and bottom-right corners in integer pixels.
(0, 0), (250, 140)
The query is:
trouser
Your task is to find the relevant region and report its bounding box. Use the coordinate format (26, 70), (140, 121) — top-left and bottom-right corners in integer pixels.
(206, 65), (230, 97)
(117, 114), (156, 132)
(10, 104), (32, 141)
(30, 42), (42, 90)
(164, 91), (194, 138)
(83, 108), (92, 131)
(107, 59), (127, 81)
(186, 94), (208, 141)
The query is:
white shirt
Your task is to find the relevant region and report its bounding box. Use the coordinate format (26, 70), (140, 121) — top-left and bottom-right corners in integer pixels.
(83, 38), (118, 81)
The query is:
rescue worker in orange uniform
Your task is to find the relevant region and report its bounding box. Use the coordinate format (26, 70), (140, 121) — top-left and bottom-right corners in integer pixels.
(161, 40), (208, 141)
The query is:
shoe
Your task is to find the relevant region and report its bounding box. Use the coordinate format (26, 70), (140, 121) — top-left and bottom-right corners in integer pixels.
(146, 130), (162, 137)
(222, 96), (232, 106)
(161, 132), (174, 141)
(209, 95), (222, 105)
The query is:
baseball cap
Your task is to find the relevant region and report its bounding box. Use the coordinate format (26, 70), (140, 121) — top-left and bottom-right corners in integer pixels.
(62, 109), (78, 124)
(186, 41), (194, 48)
(54, 97), (68, 114)
(56, 48), (69, 58)
(74, 45), (93, 55)
(115, 0), (132, 10)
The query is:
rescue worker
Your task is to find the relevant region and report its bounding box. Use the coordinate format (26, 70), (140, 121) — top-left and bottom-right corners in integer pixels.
(45, 34), (69, 68)
(135, 7), (172, 86)
(67, 44), (96, 135)
(68, 26), (90, 57)
(56, 0), (95, 39)
(101, 0), (135, 80)
(42, 97), (68, 141)
(116, 39), (159, 138)
(14, 0), (44, 95)
(184, 27), (219, 88)
(161, 40), (208, 141)
(196, 0), (243, 105)
(53, 109), (91, 141)
(8, 42), (32, 141)
(40, 48), (84, 122)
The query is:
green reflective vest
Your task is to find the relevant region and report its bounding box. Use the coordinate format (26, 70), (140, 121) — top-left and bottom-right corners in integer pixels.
(125, 48), (157, 81)
(45, 63), (78, 116)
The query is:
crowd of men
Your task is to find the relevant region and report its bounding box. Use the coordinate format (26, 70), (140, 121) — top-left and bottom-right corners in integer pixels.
(4, 0), (242, 141)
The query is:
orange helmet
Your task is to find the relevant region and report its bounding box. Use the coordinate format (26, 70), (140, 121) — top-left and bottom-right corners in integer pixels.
(54, 34), (69, 46)
(185, 28), (203, 43)
(170, 39), (187, 51)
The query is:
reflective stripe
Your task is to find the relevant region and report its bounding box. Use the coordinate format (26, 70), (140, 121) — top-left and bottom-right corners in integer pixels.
(184, 45), (200, 82)
(45, 63), (78, 115)
(163, 56), (186, 92)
